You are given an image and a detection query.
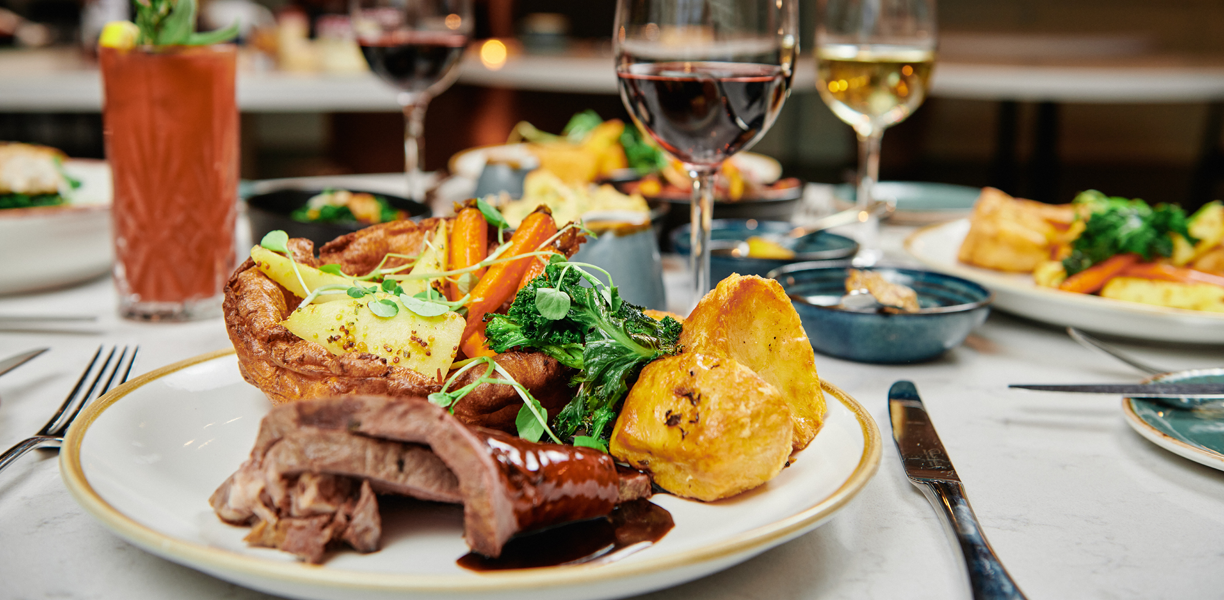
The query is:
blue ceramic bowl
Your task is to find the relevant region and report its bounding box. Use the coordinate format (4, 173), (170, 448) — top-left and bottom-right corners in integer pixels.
(767, 264), (993, 364)
(672, 220), (858, 283)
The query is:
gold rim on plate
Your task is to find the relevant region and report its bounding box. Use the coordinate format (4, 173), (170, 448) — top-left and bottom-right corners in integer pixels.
(61, 349), (881, 595)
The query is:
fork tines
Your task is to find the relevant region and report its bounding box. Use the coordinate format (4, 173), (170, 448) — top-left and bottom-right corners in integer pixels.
(41, 345), (139, 438)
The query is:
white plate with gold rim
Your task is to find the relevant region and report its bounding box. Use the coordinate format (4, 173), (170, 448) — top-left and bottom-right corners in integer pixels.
(61, 350), (880, 600)
(904, 219), (1224, 344)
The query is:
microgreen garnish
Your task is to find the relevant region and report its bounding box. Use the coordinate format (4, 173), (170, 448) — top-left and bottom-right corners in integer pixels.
(429, 357), (559, 443)
(260, 231), (289, 253)
(398, 294), (451, 317)
(381, 279), (405, 295)
(319, 264), (345, 275)
(476, 197), (509, 230)
(476, 197), (509, 244)
(571, 435), (607, 452)
(535, 287), (570, 320)
(368, 298), (399, 317)
(259, 230), (312, 304)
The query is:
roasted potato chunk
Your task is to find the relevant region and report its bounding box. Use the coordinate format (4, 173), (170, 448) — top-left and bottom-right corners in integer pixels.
(1193, 246), (1224, 275)
(281, 294), (464, 380)
(957, 187), (1079, 272)
(610, 352), (792, 501)
(681, 274), (825, 455)
(1100, 277), (1224, 312)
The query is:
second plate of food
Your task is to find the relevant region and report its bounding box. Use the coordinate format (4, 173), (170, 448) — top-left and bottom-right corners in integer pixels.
(905, 219), (1224, 344)
(245, 188), (431, 249)
(0, 157), (114, 295)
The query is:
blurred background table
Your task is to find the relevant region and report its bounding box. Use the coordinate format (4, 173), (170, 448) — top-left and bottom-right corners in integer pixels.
(3, 30), (1224, 207)
(2, 176), (1224, 599)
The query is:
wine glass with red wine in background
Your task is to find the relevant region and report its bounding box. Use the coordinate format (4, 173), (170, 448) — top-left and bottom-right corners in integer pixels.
(614, 0), (798, 304)
(351, 0), (472, 203)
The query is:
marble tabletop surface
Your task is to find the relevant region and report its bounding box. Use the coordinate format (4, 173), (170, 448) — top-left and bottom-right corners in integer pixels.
(2, 179), (1224, 600)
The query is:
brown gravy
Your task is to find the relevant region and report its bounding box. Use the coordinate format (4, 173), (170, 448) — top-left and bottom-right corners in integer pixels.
(457, 499), (674, 571)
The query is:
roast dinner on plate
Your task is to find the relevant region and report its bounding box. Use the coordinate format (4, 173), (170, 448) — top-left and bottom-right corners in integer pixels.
(214, 200), (828, 565)
(958, 187), (1224, 313)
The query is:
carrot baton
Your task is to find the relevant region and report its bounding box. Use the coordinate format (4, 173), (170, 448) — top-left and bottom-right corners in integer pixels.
(517, 251), (557, 292)
(1058, 253), (1140, 294)
(1121, 262), (1224, 287)
(460, 208), (558, 354)
(460, 330), (497, 359)
(447, 205), (489, 301)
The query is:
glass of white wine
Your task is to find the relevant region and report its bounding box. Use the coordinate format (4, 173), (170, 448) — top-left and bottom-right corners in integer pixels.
(816, 0), (936, 265)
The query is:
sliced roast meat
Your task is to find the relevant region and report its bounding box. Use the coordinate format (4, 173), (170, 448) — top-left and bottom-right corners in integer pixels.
(242, 476), (380, 563)
(214, 395), (650, 560)
(616, 465), (653, 503)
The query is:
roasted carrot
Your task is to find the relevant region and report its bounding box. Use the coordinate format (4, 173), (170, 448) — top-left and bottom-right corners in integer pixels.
(460, 208), (558, 350)
(460, 330), (497, 359)
(447, 206), (489, 301)
(1058, 253), (1141, 294)
(517, 251), (556, 292)
(1121, 262), (1224, 288)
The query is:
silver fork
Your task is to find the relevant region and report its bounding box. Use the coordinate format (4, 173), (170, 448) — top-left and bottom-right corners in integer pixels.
(0, 345), (138, 474)
(1066, 327), (1166, 376)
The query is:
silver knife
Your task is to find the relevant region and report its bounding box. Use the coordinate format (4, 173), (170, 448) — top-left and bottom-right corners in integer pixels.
(0, 348), (49, 378)
(890, 381), (1028, 600)
(1009, 383), (1224, 398)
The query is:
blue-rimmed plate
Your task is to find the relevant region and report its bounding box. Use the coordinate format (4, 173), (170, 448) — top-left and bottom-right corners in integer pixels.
(1124, 368), (1224, 471)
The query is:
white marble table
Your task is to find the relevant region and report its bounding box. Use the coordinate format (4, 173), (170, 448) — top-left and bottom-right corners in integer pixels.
(2, 181), (1224, 599)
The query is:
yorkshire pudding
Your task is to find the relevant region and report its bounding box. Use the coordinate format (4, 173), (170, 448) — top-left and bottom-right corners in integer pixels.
(222, 219), (575, 432)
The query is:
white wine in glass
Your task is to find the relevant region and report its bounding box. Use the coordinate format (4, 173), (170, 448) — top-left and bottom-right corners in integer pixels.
(816, 0), (936, 265)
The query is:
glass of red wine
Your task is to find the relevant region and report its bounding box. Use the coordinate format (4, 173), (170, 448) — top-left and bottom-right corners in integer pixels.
(614, 0), (797, 303)
(351, 0), (472, 203)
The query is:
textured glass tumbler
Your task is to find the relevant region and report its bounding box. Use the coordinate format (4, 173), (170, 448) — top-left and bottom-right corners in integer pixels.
(100, 45), (239, 321)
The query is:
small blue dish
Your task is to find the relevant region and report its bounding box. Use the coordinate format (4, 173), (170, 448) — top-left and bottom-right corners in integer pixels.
(767, 263), (993, 364)
(672, 220), (858, 282)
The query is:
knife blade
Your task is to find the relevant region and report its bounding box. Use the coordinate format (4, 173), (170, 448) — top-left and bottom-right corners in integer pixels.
(1009, 383), (1224, 398)
(0, 348), (48, 378)
(890, 381), (1028, 600)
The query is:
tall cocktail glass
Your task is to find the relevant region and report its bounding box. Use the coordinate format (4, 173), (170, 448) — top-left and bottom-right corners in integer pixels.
(100, 44), (239, 321)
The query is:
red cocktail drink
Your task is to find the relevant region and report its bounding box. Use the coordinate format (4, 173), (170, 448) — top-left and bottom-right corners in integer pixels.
(100, 45), (238, 320)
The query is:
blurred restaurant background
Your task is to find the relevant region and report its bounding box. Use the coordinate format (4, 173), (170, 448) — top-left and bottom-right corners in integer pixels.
(1, 0), (1222, 210)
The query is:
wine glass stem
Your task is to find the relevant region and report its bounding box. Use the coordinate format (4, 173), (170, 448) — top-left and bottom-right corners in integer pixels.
(855, 129), (883, 264)
(688, 165), (716, 307)
(402, 95), (431, 203)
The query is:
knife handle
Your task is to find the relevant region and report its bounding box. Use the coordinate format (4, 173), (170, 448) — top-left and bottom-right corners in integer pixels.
(918, 479), (1028, 600)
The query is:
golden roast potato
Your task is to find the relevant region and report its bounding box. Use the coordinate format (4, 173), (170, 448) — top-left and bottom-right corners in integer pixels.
(610, 352), (793, 501)
(1100, 277), (1224, 312)
(957, 187), (1073, 273)
(681, 274), (825, 456)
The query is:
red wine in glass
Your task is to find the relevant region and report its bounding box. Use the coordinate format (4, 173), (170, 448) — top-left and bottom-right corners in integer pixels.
(617, 61), (790, 166)
(360, 31), (468, 95)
